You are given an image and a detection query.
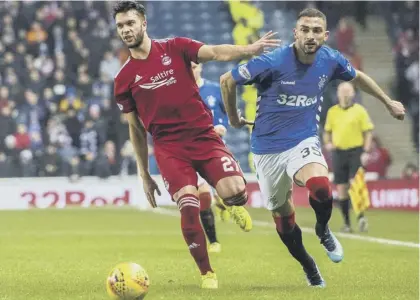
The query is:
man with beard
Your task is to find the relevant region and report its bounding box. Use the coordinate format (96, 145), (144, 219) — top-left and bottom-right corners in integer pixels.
(112, 1), (280, 289)
(220, 8), (406, 287)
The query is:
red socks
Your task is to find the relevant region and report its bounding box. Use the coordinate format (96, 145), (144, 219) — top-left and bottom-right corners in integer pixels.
(178, 194), (213, 275)
(305, 176), (332, 202)
(273, 212), (296, 234)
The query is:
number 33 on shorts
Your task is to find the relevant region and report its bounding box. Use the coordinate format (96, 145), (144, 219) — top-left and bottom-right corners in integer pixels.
(301, 146), (322, 158)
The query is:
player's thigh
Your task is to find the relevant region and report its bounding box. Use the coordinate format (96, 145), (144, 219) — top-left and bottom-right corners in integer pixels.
(254, 153), (293, 211)
(154, 154), (198, 201)
(288, 137), (329, 186)
(196, 151), (245, 199)
(348, 147), (363, 179)
(332, 150), (350, 184)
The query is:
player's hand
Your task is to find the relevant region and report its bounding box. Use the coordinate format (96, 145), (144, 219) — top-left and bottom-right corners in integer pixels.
(142, 175), (161, 208)
(248, 31), (281, 56)
(360, 152), (370, 167)
(386, 100), (405, 120)
(324, 143), (335, 152)
(229, 110), (254, 129)
(214, 124), (227, 136)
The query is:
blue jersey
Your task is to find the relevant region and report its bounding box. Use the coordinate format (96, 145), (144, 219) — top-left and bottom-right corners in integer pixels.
(199, 79), (228, 128)
(231, 44), (356, 154)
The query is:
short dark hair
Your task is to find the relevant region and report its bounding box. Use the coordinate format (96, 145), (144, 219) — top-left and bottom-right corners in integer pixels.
(297, 8), (327, 27)
(113, 1), (146, 19)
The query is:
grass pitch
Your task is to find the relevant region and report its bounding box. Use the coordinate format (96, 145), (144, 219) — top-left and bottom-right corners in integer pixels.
(0, 206), (418, 300)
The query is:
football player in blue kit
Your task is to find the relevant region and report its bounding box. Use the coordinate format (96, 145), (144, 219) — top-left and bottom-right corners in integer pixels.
(192, 62), (252, 254)
(220, 8), (405, 287)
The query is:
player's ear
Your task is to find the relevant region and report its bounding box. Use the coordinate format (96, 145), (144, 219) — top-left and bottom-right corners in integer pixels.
(324, 30), (330, 42)
(293, 28), (297, 40)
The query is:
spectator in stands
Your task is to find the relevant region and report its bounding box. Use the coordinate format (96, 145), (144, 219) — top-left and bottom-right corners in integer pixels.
(63, 109), (83, 149)
(94, 140), (121, 178)
(0, 86), (11, 109)
(120, 140), (137, 176)
(362, 135), (392, 179)
(13, 124), (31, 151)
(59, 87), (84, 114)
(335, 17), (354, 55)
(0, 151), (14, 178)
(19, 149), (37, 177)
(51, 69), (69, 99)
(100, 51), (121, 80)
(4, 71), (23, 103)
(39, 144), (63, 177)
(79, 119), (99, 176)
(402, 162), (419, 180)
(65, 155), (82, 182)
(17, 90), (47, 132)
(26, 22), (48, 50)
(0, 105), (16, 151)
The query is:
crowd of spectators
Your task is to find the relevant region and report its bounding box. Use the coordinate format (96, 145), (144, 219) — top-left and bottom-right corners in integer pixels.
(0, 1), (147, 179)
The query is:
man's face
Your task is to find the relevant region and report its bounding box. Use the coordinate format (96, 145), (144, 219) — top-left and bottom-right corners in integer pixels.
(115, 10), (147, 49)
(191, 62), (202, 81)
(294, 17), (328, 55)
(337, 82), (355, 107)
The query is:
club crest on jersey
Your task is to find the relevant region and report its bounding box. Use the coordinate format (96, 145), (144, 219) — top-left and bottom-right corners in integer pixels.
(238, 64), (251, 80)
(161, 55), (171, 66)
(134, 75), (142, 83)
(318, 75), (327, 90)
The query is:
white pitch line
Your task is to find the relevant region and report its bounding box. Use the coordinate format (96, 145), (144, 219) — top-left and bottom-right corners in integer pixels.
(153, 208), (420, 249)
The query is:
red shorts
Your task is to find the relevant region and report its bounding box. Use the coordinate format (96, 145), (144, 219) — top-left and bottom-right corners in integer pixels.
(153, 130), (244, 198)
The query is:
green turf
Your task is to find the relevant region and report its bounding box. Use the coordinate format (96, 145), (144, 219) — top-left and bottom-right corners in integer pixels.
(0, 207), (418, 300)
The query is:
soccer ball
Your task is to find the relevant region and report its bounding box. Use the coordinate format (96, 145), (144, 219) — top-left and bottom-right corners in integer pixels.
(106, 262), (150, 299)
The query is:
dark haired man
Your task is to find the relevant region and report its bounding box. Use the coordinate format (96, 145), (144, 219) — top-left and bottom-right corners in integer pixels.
(220, 8), (405, 287)
(112, 1), (280, 289)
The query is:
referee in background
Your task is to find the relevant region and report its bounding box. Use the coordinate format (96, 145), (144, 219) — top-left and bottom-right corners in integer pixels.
(323, 82), (374, 233)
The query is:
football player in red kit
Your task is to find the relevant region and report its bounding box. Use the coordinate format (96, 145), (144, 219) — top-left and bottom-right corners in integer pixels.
(113, 1), (280, 289)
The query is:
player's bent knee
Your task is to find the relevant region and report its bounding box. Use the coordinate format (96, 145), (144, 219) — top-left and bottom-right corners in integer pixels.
(216, 176), (246, 199)
(271, 198), (295, 217)
(222, 189), (248, 206)
(198, 182), (211, 194)
(174, 185), (199, 203)
(305, 176), (332, 202)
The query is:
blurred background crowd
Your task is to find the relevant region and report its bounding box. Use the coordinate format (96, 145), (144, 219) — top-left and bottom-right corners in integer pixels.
(0, 1), (418, 181)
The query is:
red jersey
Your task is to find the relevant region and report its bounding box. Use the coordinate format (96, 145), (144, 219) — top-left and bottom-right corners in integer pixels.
(114, 37), (214, 142)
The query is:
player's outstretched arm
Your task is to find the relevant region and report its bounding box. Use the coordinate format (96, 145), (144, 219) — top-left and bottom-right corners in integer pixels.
(125, 112), (161, 208)
(220, 71), (254, 128)
(352, 70), (406, 120)
(197, 31), (281, 63)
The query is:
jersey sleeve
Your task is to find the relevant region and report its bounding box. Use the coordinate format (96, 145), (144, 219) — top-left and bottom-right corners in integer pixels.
(231, 52), (275, 85)
(331, 51), (357, 82)
(359, 106), (374, 132)
(174, 37), (204, 64)
(114, 77), (136, 113)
